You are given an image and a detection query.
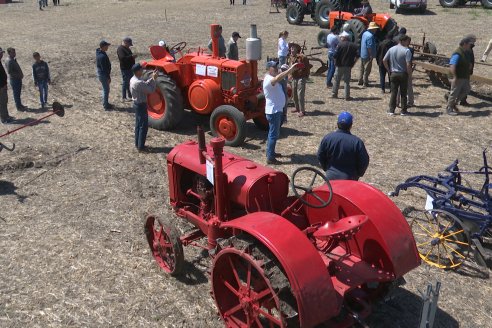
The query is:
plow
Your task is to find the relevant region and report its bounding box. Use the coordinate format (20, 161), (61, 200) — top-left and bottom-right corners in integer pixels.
(0, 102), (65, 152)
(145, 127), (420, 327)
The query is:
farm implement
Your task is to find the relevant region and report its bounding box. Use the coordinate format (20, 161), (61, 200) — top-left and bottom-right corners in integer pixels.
(391, 150), (492, 270)
(144, 127), (420, 327)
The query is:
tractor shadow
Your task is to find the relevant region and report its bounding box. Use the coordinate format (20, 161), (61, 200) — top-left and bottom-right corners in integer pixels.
(176, 261), (208, 286)
(0, 180), (27, 203)
(363, 287), (459, 328)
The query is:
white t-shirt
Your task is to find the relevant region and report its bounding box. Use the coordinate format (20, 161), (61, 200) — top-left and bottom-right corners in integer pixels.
(263, 74), (285, 115)
(278, 38), (289, 57)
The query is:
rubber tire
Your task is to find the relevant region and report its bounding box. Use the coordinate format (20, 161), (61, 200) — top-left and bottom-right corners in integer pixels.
(286, 2), (304, 25)
(378, 17), (399, 43)
(424, 41), (437, 55)
(210, 105), (246, 147)
(390, 2), (395, 8)
(314, 0), (341, 28)
(439, 0), (460, 7)
(346, 19), (366, 48)
(144, 72), (184, 130)
(317, 30), (330, 47)
(483, 0), (492, 9)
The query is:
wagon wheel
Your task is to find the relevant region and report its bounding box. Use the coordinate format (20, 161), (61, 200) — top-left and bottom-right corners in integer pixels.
(144, 215), (184, 276)
(291, 166), (333, 208)
(211, 235), (299, 327)
(405, 208), (470, 269)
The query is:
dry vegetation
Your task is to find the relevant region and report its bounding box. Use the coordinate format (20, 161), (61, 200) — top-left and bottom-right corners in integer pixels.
(1, 0), (491, 327)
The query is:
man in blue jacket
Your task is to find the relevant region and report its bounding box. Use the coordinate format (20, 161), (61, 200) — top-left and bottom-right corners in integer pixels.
(358, 22), (379, 87)
(96, 40), (113, 110)
(317, 111), (370, 181)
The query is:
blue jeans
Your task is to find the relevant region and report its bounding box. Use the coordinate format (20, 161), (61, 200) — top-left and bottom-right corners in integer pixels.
(37, 80), (49, 106)
(10, 79), (23, 109)
(98, 75), (110, 108)
(379, 65), (388, 92)
(134, 102), (148, 150)
(121, 69), (133, 99)
(279, 56), (287, 66)
(326, 52), (336, 85)
(266, 112), (283, 160)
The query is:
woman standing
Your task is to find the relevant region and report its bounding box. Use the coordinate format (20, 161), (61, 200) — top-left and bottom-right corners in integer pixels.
(278, 31), (289, 65)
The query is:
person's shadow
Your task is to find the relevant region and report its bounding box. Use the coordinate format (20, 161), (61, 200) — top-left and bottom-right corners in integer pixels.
(0, 180), (27, 203)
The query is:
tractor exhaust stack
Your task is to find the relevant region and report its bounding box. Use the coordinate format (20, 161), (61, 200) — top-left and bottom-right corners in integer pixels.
(210, 24), (221, 58)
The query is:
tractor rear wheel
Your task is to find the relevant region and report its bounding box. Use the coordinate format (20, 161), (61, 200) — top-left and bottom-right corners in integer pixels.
(346, 18), (366, 48)
(210, 105), (246, 147)
(379, 17), (399, 42)
(144, 215), (184, 276)
(483, 0), (492, 9)
(211, 235), (299, 327)
(286, 1), (304, 25)
(145, 72), (184, 130)
(314, 0), (341, 28)
(317, 30), (330, 47)
(439, 0), (460, 7)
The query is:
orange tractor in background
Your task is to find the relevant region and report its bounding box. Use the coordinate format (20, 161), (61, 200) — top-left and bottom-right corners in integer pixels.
(142, 24), (266, 146)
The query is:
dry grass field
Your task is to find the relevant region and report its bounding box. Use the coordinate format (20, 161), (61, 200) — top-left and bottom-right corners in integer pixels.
(1, 0), (491, 327)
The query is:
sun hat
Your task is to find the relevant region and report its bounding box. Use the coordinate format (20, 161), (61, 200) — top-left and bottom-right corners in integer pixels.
(367, 22), (380, 30)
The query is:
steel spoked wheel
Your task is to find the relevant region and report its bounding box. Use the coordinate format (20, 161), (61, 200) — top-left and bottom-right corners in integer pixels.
(212, 236), (299, 327)
(144, 215), (184, 276)
(406, 208), (470, 269)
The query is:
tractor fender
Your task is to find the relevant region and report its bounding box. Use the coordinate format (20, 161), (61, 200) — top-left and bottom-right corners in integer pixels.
(144, 60), (180, 75)
(223, 212), (340, 327)
(328, 181), (421, 277)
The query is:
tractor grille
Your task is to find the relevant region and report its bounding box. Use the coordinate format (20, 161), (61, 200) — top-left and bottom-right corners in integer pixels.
(221, 71), (236, 91)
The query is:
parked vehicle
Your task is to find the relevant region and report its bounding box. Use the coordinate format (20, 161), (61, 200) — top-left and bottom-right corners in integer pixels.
(390, 0), (427, 13)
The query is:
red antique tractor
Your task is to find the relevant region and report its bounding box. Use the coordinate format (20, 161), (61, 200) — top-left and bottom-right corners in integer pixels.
(317, 11), (398, 47)
(144, 128), (421, 327)
(142, 24), (266, 147)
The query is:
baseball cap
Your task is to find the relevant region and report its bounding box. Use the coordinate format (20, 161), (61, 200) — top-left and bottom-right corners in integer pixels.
(158, 40), (166, 47)
(337, 111), (353, 125)
(266, 61), (278, 69)
(280, 64), (289, 71)
(398, 27), (407, 35)
(123, 37), (133, 46)
(232, 32), (241, 38)
(132, 63), (143, 73)
(99, 40), (111, 48)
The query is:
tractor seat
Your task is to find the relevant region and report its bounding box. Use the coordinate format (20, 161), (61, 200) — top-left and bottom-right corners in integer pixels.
(313, 215), (369, 241)
(149, 45), (175, 61)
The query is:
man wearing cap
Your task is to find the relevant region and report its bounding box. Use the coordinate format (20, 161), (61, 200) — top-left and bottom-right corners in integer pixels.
(317, 111), (369, 181)
(117, 37), (137, 102)
(383, 34), (412, 116)
(227, 32), (241, 60)
(6, 48), (26, 111)
(354, 0), (373, 16)
(263, 61), (299, 164)
(445, 36), (474, 116)
(96, 40), (113, 110)
(0, 48), (13, 124)
(332, 32), (359, 100)
(359, 22), (378, 87)
(130, 64), (158, 152)
(208, 25), (226, 58)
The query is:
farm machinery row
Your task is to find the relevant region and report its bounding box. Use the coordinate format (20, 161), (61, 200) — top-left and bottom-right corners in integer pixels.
(145, 127), (421, 327)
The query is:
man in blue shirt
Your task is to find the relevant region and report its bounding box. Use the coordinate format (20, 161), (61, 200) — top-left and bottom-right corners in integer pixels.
(317, 111), (370, 181)
(358, 22), (379, 87)
(326, 27), (339, 87)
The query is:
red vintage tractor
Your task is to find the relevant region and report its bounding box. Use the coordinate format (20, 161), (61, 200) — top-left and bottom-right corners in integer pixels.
(286, 0), (367, 27)
(141, 24), (266, 147)
(317, 11), (399, 48)
(144, 128), (421, 327)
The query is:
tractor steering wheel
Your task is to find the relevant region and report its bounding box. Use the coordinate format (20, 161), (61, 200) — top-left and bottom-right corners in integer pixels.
(291, 166), (333, 209)
(170, 42), (187, 53)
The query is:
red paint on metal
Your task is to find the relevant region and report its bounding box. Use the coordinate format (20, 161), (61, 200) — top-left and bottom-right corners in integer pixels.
(223, 212), (341, 327)
(210, 24), (220, 58)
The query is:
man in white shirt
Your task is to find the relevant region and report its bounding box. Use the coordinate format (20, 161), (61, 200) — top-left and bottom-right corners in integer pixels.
(263, 61), (298, 164)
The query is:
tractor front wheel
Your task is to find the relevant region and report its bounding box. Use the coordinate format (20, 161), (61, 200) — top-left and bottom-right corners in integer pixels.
(314, 0), (341, 28)
(286, 2), (304, 25)
(145, 72), (184, 130)
(144, 215), (184, 276)
(210, 105), (246, 147)
(211, 235), (299, 327)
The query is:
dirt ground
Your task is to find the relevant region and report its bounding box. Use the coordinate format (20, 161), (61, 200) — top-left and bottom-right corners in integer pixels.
(1, 0), (491, 327)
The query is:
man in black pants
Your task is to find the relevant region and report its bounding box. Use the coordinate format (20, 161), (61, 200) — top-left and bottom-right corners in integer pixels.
(117, 37), (136, 102)
(383, 35), (412, 116)
(53, 0), (60, 5)
(317, 111), (369, 181)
